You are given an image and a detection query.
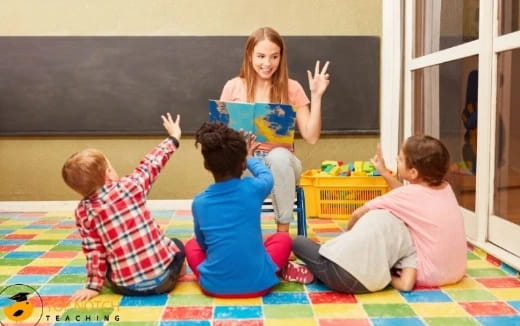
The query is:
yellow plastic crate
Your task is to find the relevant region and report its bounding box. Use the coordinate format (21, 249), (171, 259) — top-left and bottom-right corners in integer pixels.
(300, 169), (390, 219)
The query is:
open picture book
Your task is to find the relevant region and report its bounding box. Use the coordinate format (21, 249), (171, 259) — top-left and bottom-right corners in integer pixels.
(208, 100), (296, 144)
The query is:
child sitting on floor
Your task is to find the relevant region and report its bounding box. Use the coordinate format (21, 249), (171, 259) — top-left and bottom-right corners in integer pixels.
(62, 113), (185, 301)
(289, 209), (417, 293)
(352, 135), (467, 287)
(185, 122), (292, 298)
(289, 135), (466, 291)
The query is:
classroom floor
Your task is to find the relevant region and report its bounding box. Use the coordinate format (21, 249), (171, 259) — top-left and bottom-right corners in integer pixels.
(1, 206), (520, 326)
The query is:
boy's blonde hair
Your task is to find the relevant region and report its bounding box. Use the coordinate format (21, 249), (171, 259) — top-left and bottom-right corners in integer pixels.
(62, 149), (108, 198)
(239, 26), (289, 104)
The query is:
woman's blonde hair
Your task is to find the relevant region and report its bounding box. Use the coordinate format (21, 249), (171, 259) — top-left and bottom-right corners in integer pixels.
(62, 149), (108, 198)
(239, 26), (289, 104)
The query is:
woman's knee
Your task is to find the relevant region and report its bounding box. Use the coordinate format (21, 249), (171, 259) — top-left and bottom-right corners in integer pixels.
(265, 147), (292, 169)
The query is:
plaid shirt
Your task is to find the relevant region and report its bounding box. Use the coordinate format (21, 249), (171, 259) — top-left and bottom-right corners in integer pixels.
(74, 138), (180, 291)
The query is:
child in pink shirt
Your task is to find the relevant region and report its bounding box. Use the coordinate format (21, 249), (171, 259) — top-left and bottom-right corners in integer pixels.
(349, 135), (467, 287)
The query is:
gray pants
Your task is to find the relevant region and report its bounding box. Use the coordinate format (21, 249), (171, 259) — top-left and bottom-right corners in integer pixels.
(292, 236), (370, 294)
(256, 147), (302, 224)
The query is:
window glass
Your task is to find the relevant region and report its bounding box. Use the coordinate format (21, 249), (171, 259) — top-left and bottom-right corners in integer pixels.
(494, 48), (520, 225)
(414, 0), (479, 57)
(412, 56), (478, 211)
(499, 0), (520, 35)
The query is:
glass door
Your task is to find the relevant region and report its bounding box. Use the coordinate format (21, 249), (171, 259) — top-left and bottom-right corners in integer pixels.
(488, 0), (520, 254)
(404, 0), (520, 265)
(407, 0), (481, 238)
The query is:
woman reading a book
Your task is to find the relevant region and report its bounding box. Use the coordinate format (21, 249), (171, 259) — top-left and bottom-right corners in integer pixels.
(220, 26), (330, 233)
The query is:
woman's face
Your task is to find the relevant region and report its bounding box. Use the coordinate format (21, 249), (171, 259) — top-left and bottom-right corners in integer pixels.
(251, 39), (281, 80)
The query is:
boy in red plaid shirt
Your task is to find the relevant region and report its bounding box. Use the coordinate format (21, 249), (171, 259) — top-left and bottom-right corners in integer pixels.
(62, 113), (184, 301)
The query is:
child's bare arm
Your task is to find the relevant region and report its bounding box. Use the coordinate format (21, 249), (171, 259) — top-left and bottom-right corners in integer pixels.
(346, 204), (369, 230)
(371, 144), (402, 189)
(390, 267), (416, 292)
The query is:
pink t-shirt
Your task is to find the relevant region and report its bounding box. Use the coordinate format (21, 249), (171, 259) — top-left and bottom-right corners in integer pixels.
(219, 77), (310, 152)
(367, 183), (467, 287)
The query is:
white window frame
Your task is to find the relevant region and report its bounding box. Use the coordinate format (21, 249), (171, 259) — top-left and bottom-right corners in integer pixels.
(384, 0), (520, 269)
(380, 0), (403, 170)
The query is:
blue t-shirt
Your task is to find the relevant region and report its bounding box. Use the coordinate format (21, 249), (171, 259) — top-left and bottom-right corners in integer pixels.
(191, 157), (279, 295)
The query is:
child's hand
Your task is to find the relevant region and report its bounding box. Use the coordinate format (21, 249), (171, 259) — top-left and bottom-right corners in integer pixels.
(370, 143), (387, 173)
(71, 288), (99, 302)
(307, 60), (330, 97)
(372, 143), (402, 189)
(245, 132), (260, 157)
(161, 113), (181, 140)
(391, 267), (402, 277)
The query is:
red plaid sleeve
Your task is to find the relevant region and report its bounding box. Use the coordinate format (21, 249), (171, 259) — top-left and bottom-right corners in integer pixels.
(75, 206), (107, 291)
(131, 138), (177, 194)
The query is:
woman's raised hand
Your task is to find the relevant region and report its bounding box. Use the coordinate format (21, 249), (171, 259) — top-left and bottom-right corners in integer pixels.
(307, 60), (330, 97)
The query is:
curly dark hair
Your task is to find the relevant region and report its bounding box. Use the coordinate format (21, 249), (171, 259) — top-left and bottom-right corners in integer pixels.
(195, 122), (247, 179)
(402, 135), (450, 186)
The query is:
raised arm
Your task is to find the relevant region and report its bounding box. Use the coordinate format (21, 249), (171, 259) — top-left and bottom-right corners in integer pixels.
(162, 112), (182, 141)
(245, 133), (273, 198)
(371, 144), (402, 189)
(296, 60), (330, 144)
(132, 113), (181, 192)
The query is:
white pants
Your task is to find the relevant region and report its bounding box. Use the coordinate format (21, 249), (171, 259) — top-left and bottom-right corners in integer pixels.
(257, 147), (302, 224)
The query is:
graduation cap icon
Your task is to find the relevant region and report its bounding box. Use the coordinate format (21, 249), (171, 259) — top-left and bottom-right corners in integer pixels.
(9, 292), (30, 302)
(4, 291), (34, 321)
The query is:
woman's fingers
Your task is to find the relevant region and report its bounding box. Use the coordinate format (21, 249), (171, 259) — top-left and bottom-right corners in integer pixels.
(320, 61), (330, 74)
(314, 60), (320, 76)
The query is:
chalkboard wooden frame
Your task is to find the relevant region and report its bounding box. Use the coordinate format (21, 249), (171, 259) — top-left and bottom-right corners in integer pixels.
(0, 36), (380, 135)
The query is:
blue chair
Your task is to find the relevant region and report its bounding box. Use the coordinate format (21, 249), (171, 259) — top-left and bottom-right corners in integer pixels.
(262, 186), (307, 237)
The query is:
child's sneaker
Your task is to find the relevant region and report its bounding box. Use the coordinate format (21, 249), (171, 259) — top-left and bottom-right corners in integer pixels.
(280, 261), (315, 284)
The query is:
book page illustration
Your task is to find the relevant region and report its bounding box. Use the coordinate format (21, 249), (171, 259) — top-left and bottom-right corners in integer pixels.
(253, 103), (296, 144)
(208, 100), (296, 144)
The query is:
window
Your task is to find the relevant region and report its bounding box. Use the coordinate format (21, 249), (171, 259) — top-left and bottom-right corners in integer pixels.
(499, 0), (520, 35)
(414, 0), (479, 57)
(494, 48), (520, 225)
(412, 56), (478, 211)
